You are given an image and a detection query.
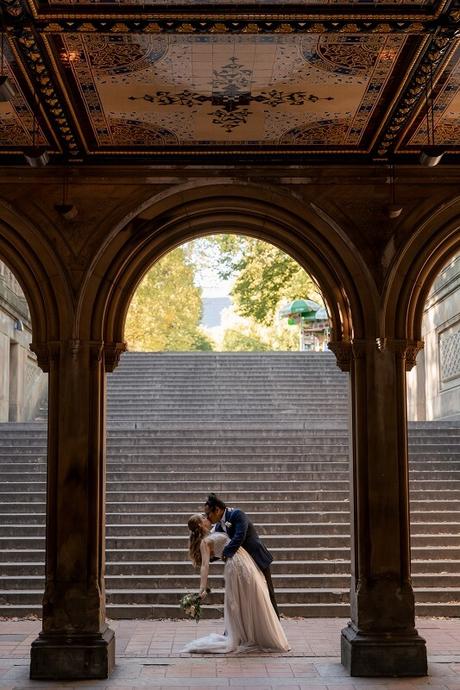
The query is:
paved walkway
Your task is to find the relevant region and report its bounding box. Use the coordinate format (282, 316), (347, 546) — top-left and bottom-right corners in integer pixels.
(2, 618), (460, 689)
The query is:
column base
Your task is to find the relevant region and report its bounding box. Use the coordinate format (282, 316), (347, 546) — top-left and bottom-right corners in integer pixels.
(30, 627), (115, 680)
(341, 623), (427, 677)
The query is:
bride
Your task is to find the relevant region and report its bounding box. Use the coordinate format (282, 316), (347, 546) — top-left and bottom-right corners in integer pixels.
(182, 514), (290, 654)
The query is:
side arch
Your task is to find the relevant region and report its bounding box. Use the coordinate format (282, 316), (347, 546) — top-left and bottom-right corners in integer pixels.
(77, 182), (379, 350)
(383, 198), (460, 342)
(0, 198), (73, 346)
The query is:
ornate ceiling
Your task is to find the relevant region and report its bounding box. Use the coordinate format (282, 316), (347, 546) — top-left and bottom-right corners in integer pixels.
(0, 0), (459, 163)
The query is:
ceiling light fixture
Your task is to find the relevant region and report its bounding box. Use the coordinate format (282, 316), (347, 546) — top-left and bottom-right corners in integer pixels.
(419, 64), (444, 167)
(54, 169), (78, 219)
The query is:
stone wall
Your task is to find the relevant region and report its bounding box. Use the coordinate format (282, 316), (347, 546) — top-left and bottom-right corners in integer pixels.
(407, 254), (460, 421)
(0, 262), (47, 422)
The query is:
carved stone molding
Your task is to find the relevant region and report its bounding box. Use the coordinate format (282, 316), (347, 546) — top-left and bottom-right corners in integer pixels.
(377, 31), (454, 156)
(328, 340), (352, 372)
(29, 341), (61, 373)
(36, 18), (436, 35)
(104, 342), (127, 373)
(377, 338), (424, 370)
(13, 27), (80, 154)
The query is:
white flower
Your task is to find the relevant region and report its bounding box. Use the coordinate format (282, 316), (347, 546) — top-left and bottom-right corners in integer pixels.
(225, 521), (232, 529)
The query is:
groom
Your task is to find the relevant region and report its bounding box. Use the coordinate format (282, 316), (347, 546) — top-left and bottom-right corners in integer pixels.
(204, 493), (280, 618)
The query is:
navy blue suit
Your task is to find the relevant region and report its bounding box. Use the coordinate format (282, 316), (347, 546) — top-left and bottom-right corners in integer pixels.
(214, 507), (279, 617)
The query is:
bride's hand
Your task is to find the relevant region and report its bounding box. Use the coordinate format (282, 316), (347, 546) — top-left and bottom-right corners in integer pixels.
(199, 590), (207, 600)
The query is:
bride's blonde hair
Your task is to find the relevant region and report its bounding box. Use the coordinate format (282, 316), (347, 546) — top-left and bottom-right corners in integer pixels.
(188, 514), (206, 567)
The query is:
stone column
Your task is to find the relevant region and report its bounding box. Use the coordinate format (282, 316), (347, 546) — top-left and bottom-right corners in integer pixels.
(29, 339), (115, 680)
(329, 338), (427, 677)
(0, 332), (10, 421)
(8, 341), (25, 422)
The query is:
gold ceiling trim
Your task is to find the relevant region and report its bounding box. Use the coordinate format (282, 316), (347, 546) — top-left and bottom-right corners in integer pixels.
(398, 146), (460, 153)
(26, 0), (451, 21)
(369, 34), (431, 151)
(41, 34), (89, 154)
(8, 38), (62, 152)
(89, 148), (367, 155)
(33, 12), (436, 20)
(394, 38), (460, 151)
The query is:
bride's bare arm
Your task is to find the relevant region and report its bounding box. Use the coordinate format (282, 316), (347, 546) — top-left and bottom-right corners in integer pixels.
(199, 539), (211, 598)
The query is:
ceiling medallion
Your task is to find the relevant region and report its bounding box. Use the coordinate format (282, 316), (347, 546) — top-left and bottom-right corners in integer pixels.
(128, 55), (334, 134)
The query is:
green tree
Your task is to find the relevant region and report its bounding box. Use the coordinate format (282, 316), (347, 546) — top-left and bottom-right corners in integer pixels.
(124, 247), (214, 351)
(222, 328), (269, 352)
(190, 236), (323, 326)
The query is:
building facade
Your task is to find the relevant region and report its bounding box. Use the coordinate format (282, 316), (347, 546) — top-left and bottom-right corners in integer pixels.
(0, 261), (46, 422)
(408, 255), (460, 421)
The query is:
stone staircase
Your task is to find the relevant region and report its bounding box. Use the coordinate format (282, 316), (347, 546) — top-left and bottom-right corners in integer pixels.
(0, 352), (459, 618)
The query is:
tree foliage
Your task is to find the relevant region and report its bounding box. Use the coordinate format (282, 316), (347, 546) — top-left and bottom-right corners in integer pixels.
(124, 247), (214, 352)
(193, 235), (323, 326)
(220, 314), (299, 352)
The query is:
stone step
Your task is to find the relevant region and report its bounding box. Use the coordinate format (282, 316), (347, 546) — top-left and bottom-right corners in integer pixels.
(0, 534), (352, 549)
(6, 499), (460, 514)
(0, 522), (351, 537)
(4, 520), (460, 538)
(5, 460), (460, 474)
(3, 558), (460, 578)
(5, 479), (460, 494)
(0, 601), (458, 620)
(4, 571), (460, 593)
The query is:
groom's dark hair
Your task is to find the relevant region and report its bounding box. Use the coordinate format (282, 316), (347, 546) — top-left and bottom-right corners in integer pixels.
(205, 493), (226, 510)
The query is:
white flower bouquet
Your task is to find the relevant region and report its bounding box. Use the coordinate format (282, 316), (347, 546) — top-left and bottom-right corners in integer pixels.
(180, 592), (203, 622)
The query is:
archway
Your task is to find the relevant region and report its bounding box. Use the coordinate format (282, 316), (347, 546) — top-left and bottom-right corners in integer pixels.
(105, 230), (349, 620)
(384, 202), (460, 622)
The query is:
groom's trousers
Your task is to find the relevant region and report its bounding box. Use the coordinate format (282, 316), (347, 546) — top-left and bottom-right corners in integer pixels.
(261, 567), (280, 619)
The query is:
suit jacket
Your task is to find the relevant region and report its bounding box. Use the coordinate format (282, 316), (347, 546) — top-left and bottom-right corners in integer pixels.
(214, 507), (273, 570)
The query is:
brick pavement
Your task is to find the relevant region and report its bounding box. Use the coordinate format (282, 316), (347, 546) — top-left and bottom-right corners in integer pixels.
(2, 618), (460, 689)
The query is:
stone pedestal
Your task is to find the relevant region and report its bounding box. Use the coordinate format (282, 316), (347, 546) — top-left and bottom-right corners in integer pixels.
(331, 338), (427, 677)
(29, 340), (115, 680)
(30, 628), (115, 680)
(341, 623), (426, 677)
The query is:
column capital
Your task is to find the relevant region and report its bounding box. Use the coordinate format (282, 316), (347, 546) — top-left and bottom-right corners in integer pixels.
(377, 338), (424, 371)
(30, 341), (61, 373)
(104, 341), (127, 372)
(30, 340), (126, 372)
(328, 339), (352, 372)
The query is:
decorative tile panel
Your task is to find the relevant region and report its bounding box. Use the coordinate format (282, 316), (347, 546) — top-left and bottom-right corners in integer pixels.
(52, 32), (409, 150)
(440, 323), (460, 383)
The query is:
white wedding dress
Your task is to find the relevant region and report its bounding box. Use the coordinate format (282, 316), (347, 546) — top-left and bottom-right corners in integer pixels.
(182, 532), (290, 654)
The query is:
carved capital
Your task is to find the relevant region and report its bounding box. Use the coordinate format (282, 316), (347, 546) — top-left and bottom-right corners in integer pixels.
(30, 341), (61, 373)
(104, 342), (127, 373)
(378, 338), (424, 371)
(328, 340), (352, 372)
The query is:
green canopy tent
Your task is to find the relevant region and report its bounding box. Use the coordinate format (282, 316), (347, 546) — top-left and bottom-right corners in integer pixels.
(279, 299), (330, 350)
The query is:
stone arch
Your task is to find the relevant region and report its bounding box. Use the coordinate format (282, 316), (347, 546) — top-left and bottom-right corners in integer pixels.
(78, 182), (378, 353)
(0, 199), (70, 348)
(383, 198), (460, 343)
